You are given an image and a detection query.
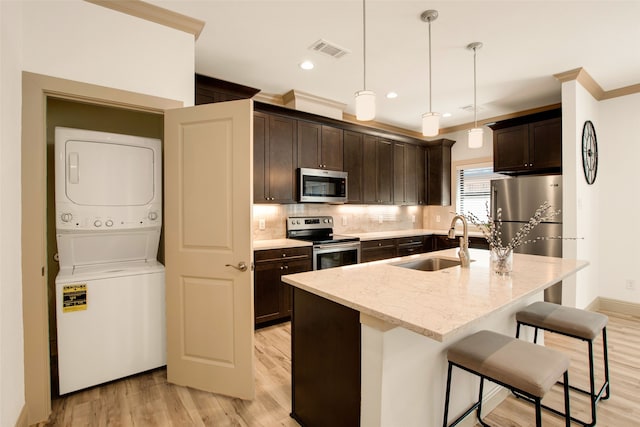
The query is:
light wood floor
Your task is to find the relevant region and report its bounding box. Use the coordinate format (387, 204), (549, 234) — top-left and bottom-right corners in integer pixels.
(42, 310), (640, 426)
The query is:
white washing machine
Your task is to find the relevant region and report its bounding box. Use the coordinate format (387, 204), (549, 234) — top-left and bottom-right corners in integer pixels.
(54, 127), (166, 394)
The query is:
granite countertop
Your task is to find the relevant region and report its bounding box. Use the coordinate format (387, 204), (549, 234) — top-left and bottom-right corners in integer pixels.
(253, 238), (312, 251)
(253, 229), (486, 250)
(282, 248), (589, 343)
(348, 229), (485, 241)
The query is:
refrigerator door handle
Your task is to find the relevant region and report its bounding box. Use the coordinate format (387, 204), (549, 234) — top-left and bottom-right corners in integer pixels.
(491, 186), (498, 218)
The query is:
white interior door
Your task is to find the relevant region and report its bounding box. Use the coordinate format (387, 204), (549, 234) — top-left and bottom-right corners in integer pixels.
(164, 99), (254, 399)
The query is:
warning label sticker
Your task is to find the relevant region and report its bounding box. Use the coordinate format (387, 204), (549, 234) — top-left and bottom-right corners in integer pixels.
(62, 284), (87, 312)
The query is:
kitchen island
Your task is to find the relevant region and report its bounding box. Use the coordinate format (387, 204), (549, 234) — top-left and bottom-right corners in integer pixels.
(282, 248), (588, 427)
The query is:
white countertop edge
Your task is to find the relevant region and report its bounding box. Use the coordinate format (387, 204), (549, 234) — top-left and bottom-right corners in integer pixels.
(253, 228), (486, 249)
(253, 238), (313, 250)
(348, 229), (486, 241)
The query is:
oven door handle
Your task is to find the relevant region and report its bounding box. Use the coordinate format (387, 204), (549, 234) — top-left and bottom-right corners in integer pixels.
(315, 242), (360, 250)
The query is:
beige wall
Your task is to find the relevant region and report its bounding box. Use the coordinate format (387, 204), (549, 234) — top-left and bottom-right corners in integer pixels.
(1, 2), (27, 426)
(1, 1), (195, 425)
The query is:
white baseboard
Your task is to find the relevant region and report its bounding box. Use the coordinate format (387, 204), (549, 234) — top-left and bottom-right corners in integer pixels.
(594, 297), (640, 317)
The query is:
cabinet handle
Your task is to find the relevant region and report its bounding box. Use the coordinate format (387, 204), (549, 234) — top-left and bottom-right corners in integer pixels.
(284, 265), (289, 270)
(225, 262), (248, 272)
(282, 253), (287, 257)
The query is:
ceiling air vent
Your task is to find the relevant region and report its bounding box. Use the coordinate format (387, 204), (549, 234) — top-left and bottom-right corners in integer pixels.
(309, 39), (350, 59)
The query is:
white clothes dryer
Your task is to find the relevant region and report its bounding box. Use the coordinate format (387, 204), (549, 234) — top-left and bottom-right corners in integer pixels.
(54, 127), (166, 394)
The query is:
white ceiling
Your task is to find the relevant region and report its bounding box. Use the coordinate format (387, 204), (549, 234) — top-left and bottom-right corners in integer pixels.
(153, 0), (640, 133)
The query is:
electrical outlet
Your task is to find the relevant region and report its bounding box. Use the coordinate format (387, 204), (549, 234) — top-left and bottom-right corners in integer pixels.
(625, 279), (636, 291)
(436, 215), (441, 223)
(342, 216), (348, 226)
(258, 219), (265, 230)
(378, 215), (383, 224)
(412, 215), (416, 224)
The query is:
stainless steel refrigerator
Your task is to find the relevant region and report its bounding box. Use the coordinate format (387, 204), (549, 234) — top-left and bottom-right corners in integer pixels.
(491, 175), (563, 303)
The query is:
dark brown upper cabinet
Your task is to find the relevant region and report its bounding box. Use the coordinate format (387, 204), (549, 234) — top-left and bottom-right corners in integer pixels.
(490, 109), (562, 174)
(426, 139), (454, 206)
(343, 130), (364, 204)
(253, 112), (298, 204)
(363, 136), (393, 204)
(195, 73), (260, 104)
(297, 121), (343, 170)
(393, 142), (419, 205)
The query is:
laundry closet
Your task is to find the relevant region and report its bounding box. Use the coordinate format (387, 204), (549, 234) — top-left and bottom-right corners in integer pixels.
(45, 98), (165, 395)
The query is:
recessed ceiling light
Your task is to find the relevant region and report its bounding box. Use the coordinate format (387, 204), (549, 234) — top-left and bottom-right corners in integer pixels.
(442, 112), (452, 118)
(299, 60), (314, 70)
(386, 92), (398, 99)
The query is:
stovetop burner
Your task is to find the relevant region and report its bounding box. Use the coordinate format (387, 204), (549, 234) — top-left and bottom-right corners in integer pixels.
(286, 216), (359, 245)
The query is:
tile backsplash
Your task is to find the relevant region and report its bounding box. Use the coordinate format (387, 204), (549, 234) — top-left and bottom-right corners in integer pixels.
(253, 204), (427, 240)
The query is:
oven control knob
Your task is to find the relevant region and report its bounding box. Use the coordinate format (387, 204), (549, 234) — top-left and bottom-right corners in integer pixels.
(61, 213), (73, 222)
(148, 211), (158, 221)
(105, 220), (114, 227)
(94, 220), (102, 227)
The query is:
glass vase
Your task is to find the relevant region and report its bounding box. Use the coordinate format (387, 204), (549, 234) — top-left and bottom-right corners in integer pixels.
(491, 248), (513, 277)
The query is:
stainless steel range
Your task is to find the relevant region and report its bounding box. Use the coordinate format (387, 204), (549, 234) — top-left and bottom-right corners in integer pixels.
(286, 216), (360, 270)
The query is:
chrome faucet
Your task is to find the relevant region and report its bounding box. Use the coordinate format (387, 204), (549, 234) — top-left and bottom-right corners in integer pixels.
(448, 215), (471, 268)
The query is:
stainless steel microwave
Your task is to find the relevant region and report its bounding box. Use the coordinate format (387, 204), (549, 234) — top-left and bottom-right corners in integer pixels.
(298, 168), (348, 203)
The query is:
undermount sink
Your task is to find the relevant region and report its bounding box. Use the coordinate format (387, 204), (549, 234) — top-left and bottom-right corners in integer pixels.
(392, 257), (462, 272)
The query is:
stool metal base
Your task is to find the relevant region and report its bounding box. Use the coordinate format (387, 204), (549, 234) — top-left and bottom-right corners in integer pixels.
(517, 322), (610, 427)
(443, 361), (570, 427)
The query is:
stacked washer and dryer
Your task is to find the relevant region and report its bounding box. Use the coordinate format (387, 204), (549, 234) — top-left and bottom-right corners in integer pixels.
(54, 127), (166, 394)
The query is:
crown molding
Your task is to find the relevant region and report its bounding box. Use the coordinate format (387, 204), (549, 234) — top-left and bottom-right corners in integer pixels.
(85, 0), (205, 39)
(437, 103), (562, 135)
(554, 67), (640, 101)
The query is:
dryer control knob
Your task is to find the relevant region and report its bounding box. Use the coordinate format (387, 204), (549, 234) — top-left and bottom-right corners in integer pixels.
(61, 213), (73, 222)
(148, 211), (158, 221)
(94, 220), (102, 227)
(105, 220), (114, 227)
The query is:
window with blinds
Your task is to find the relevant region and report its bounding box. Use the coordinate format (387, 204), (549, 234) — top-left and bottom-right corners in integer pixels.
(456, 166), (506, 219)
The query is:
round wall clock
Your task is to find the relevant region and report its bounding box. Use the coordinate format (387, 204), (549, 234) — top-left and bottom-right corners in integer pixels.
(581, 120), (598, 185)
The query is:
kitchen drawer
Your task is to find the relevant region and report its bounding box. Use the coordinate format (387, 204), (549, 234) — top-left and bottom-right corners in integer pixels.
(396, 236), (425, 246)
(255, 246), (311, 263)
(361, 239), (396, 250)
(397, 243), (425, 257)
(361, 238), (396, 263)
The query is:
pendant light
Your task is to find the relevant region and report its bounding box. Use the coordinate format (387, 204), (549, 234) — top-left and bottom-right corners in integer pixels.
(420, 10), (440, 137)
(355, 0), (375, 121)
(467, 42), (483, 148)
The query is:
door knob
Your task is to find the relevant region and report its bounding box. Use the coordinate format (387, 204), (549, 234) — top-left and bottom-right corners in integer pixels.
(225, 262), (248, 272)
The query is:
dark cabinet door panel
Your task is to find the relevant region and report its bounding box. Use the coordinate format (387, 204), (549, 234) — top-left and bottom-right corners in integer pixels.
(268, 115), (297, 203)
(343, 130), (364, 203)
(321, 125), (344, 170)
(493, 124), (529, 172)
(297, 121), (321, 169)
(529, 117), (562, 170)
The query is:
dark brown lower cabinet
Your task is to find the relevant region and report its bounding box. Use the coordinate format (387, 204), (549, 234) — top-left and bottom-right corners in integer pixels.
(291, 288), (361, 427)
(432, 235), (490, 250)
(361, 235), (432, 262)
(254, 247), (312, 327)
(360, 238), (397, 262)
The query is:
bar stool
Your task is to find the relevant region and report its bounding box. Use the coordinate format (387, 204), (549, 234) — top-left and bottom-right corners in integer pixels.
(516, 301), (610, 427)
(443, 330), (571, 427)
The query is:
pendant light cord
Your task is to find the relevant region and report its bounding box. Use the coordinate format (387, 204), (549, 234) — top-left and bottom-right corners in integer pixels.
(363, 0), (367, 90)
(473, 46), (478, 128)
(428, 18), (432, 112)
